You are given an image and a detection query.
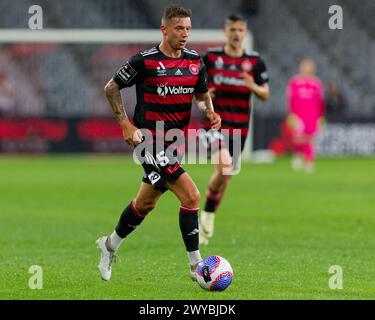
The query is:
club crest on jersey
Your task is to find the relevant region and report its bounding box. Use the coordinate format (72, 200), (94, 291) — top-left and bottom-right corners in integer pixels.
(241, 60), (253, 72)
(189, 64), (199, 75)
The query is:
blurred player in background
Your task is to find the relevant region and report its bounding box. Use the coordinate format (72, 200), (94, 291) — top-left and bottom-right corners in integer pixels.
(96, 4), (221, 282)
(286, 58), (325, 173)
(199, 14), (270, 245)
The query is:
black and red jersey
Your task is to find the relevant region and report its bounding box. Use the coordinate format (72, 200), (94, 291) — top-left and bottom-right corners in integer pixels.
(203, 47), (269, 137)
(113, 45), (208, 135)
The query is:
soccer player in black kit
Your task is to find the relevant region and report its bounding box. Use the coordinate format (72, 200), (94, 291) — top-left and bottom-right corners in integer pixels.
(199, 14), (270, 245)
(96, 5), (221, 282)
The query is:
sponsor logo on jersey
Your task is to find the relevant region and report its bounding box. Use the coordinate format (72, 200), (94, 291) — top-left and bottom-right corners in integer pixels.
(156, 62), (167, 76)
(213, 74), (244, 87)
(215, 57), (224, 69)
(241, 60), (253, 72)
(156, 62), (167, 77)
(157, 84), (195, 96)
(175, 69), (183, 76)
(189, 64), (199, 75)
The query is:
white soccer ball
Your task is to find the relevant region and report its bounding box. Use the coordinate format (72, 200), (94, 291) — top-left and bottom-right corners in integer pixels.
(196, 256), (233, 291)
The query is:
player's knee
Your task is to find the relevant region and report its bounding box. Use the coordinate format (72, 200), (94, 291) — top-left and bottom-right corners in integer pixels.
(221, 171), (232, 183)
(216, 167), (233, 184)
(182, 189), (201, 208)
(134, 199), (156, 215)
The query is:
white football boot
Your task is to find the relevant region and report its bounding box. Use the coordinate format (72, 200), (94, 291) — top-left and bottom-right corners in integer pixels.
(199, 210), (215, 246)
(96, 236), (117, 281)
(305, 162), (315, 174)
(291, 155), (304, 172)
(189, 261), (202, 282)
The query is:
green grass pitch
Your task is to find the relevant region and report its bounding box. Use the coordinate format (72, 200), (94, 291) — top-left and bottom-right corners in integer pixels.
(0, 156), (374, 300)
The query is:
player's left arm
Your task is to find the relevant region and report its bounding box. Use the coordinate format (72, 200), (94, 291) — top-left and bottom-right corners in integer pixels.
(241, 75), (270, 101)
(194, 58), (221, 130)
(194, 92), (221, 130)
(241, 57), (270, 101)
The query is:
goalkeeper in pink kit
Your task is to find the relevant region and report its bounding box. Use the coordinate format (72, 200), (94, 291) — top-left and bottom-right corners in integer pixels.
(286, 59), (325, 173)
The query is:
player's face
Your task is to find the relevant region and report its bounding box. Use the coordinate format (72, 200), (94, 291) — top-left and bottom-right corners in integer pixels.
(224, 21), (247, 49)
(300, 59), (316, 76)
(165, 17), (192, 51)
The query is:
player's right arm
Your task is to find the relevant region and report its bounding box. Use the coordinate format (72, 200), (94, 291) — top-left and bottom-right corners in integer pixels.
(195, 92), (221, 130)
(104, 80), (143, 146)
(105, 54), (145, 146)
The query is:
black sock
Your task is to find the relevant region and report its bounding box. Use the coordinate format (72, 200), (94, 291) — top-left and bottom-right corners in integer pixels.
(204, 188), (223, 213)
(204, 198), (217, 213)
(179, 206), (199, 252)
(115, 202), (146, 238)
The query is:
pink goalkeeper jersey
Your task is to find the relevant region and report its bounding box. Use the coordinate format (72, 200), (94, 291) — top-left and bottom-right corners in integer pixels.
(287, 75), (325, 135)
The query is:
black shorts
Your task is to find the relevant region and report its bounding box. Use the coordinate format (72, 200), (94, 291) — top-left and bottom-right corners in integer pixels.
(135, 142), (185, 193)
(199, 129), (246, 170)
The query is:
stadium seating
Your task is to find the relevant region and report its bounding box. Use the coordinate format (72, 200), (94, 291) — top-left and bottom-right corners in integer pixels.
(340, 0), (375, 38)
(0, 0), (373, 117)
(252, 0), (374, 116)
(283, 0), (374, 115)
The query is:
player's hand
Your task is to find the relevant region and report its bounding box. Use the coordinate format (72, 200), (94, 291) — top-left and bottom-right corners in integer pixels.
(240, 72), (257, 91)
(207, 110), (221, 130)
(208, 87), (216, 100)
(119, 118), (144, 146)
(286, 114), (296, 128)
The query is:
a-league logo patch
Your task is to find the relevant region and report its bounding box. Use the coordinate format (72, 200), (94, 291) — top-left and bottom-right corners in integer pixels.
(118, 62), (137, 84)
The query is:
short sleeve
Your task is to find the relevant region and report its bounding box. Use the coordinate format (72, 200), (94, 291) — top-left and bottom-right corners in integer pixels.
(253, 57), (269, 86)
(202, 53), (209, 70)
(113, 54), (145, 89)
(194, 58), (208, 94)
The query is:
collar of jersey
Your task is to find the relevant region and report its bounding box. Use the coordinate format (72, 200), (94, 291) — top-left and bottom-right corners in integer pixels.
(156, 44), (185, 60)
